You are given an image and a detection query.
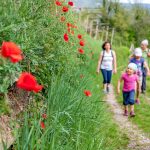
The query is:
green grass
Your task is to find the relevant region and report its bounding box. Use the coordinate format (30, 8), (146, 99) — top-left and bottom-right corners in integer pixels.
(0, 98), (9, 115)
(10, 36), (129, 150)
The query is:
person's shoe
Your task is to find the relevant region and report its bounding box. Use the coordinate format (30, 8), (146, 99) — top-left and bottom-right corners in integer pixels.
(123, 110), (128, 116)
(107, 87), (110, 93)
(130, 111), (135, 117)
(103, 89), (107, 94)
(141, 90), (145, 94)
(135, 99), (140, 104)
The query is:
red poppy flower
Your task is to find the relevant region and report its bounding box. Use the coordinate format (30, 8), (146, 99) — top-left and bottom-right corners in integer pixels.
(78, 48), (84, 54)
(78, 34), (82, 39)
(42, 114), (47, 119)
(62, 6), (69, 12)
(64, 33), (69, 42)
(17, 72), (43, 93)
(40, 121), (45, 129)
(71, 30), (74, 35)
(67, 23), (71, 27)
(79, 40), (85, 46)
(1, 41), (23, 63)
(84, 90), (92, 97)
(68, 28), (71, 33)
(60, 16), (66, 22)
(68, 1), (74, 6)
(55, 1), (62, 6)
(74, 25), (78, 29)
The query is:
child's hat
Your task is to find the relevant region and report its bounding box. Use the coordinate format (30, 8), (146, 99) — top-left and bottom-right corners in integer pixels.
(134, 48), (142, 57)
(128, 63), (137, 71)
(141, 39), (149, 46)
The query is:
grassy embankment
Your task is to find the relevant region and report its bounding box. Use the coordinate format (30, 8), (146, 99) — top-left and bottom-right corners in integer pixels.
(0, 0), (129, 149)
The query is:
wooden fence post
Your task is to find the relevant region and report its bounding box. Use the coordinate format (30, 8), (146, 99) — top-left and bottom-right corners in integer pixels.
(111, 28), (115, 45)
(105, 26), (109, 41)
(101, 27), (105, 41)
(90, 21), (93, 37)
(86, 16), (89, 33)
(95, 21), (99, 40)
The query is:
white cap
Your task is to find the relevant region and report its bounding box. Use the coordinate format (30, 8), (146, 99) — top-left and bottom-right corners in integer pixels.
(128, 63), (137, 72)
(134, 48), (142, 57)
(141, 39), (149, 46)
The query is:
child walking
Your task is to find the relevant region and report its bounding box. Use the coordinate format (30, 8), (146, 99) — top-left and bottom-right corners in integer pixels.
(117, 63), (139, 117)
(130, 48), (150, 104)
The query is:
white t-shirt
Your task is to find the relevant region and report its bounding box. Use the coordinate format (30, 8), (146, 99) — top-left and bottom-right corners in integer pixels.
(100, 50), (114, 70)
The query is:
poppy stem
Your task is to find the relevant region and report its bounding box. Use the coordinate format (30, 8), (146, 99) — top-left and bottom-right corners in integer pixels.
(4, 93), (10, 107)
(27, 60), (31, 73)
(36, 93), (46, 101)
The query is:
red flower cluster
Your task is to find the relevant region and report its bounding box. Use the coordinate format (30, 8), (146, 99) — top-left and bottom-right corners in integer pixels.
(40, 121), (45, 129)
(40, 113), (47, 129)
(54, 1), (91, 98)
(0, 41), (43, 93)
(64, 33), (69, 42)
(79, 40), (85, 47)
(55, 0), (74, 13)
(55, 1), (62, 6)
(78, 48), (84, 54)
(17, 72), (43, 93)
(84, 90), (92, 97)
(42, 113), (47, 119)
(68, 1), (74, 6)
(67, 23), (77, 29)
(60, 16), (66, 22)
(1, 41), (23, 63)
(62, 6), (69, 12)
(78, 34), (82, 39)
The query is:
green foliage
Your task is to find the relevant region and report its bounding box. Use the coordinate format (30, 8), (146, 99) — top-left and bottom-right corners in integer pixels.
(0, 57), (21, 93)
(0, 0), (78, 92)
(99, 1), (150, 46)
(13, 45), (128, 150)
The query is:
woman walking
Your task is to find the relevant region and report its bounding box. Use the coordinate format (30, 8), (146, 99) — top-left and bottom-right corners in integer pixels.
(97, 41), (117, 93)
(141, 39), (150, 93)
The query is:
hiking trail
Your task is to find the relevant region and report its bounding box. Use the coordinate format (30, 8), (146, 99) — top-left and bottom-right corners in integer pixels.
(106, 85), (150, 150)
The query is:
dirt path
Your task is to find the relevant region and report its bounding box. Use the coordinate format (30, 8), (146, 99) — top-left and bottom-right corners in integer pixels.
(106, 85), (150, 150)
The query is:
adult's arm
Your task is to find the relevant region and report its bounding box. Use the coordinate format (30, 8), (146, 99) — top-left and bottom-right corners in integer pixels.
(144, 61), (150, 76)
(147, 52), (150, 57)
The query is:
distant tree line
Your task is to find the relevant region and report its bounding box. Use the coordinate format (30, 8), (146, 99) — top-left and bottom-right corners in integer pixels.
(100, 0), (150, 46)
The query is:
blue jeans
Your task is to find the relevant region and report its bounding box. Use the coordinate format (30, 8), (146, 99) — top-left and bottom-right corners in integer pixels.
(142, 68), (147, 91)
(101, 69), (112, 84)
(123, 90), (135, 105)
